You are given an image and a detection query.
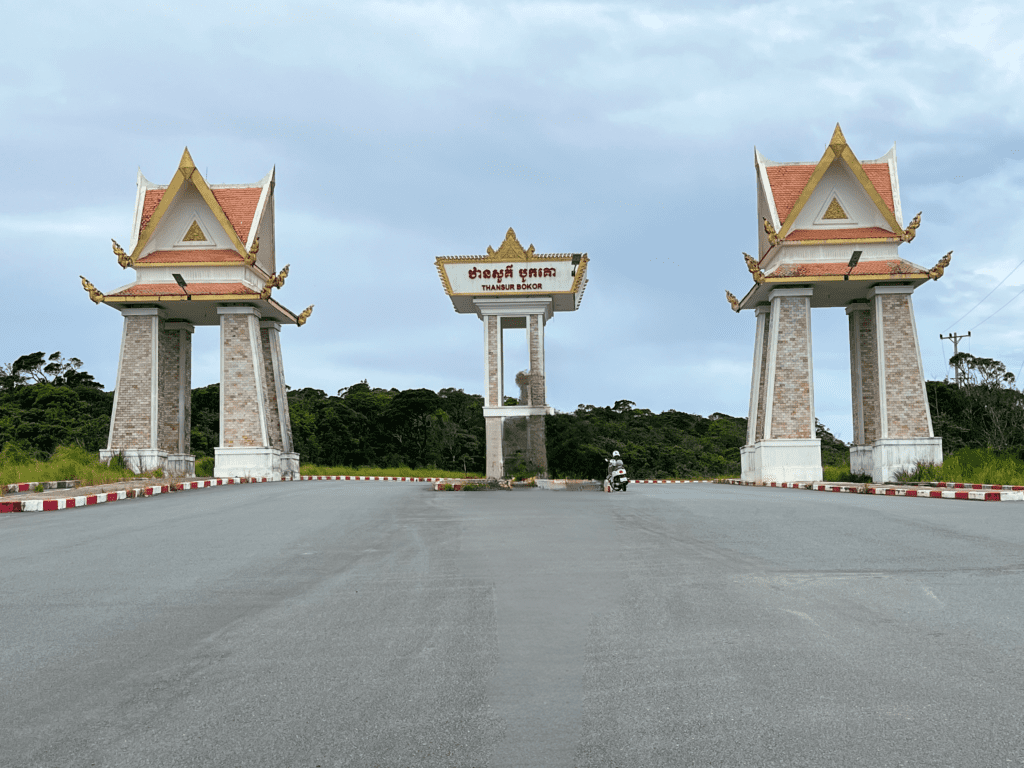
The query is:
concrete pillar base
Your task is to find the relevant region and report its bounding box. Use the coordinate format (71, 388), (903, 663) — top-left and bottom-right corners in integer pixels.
(215, 446), (282, 481)
(741, 439), (822, 483)
(167, 454), (196, 477)
(280, 452), (300, 480)
(850, 445), (874, 477)
(100, 448), (169, 475)
(867, 438), (943, 483)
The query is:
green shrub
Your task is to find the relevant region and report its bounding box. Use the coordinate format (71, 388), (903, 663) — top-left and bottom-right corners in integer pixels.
(195, 457), (215, 477)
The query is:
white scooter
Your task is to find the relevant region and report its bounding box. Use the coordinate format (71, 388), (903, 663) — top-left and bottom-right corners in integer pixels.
(604, 458), (629, 492)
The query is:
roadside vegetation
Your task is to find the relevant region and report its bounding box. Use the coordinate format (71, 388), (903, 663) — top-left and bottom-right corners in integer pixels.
(6, 349), (1024, 485)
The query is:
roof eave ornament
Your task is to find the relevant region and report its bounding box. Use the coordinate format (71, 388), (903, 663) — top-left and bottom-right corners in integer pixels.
(901, 212), (922, 243)
(245, 236), (260, 267)
(112, 239), (133, 269)
(725, 290), (740, 312)
(928, 251), (952, 280)
(296, 304), (314, 326)
(260, 263), (289, 300)
(80, 276), (104, 304)
(762, 217), (782, 248)
(743, 253), (766, 284)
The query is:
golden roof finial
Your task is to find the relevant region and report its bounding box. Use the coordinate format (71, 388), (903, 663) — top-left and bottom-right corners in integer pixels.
(928, 251), (952, 280)
(80, 276), (104, 304)
(296, 304), (314, 327)
(901, 212), (922, 242)
(829, 123), (847, 152)
(112, 239), (132, 268)
(743, 253), (765, 285)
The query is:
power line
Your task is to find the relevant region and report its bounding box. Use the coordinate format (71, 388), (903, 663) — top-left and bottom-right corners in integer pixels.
(943, 254), (1024, 332)
(969, 281), (1024, 332)
(940, 331), (971, 386)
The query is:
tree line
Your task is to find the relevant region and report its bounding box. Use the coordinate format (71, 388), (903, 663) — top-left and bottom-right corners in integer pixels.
(2, 349), (1021, 476)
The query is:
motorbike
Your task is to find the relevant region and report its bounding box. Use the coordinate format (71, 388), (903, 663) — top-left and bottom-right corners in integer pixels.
(604, 459), (629, 492)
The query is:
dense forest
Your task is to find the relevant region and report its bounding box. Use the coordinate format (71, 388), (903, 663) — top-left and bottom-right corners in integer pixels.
(1, 350), (1020, 478)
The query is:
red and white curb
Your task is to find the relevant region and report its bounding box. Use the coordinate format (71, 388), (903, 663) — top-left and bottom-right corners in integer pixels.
(1, 477), (256, 513)
(296, 475), (456, 482)
(3, 479), (80, 495)
(718, 479), (1024, 502)
(631, 479), (713, 484)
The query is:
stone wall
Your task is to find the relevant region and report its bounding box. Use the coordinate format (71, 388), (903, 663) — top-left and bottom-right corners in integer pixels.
(259, 327), (283, 450)
(486, 315), (501, 407)
(156, 328), (183, 453)
(848, 307), (881, 445)
(220, 312), (267, 447)
(754, 311), (771, 442)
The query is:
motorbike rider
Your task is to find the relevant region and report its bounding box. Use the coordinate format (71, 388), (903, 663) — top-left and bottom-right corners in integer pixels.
(606, 450), (624, 477)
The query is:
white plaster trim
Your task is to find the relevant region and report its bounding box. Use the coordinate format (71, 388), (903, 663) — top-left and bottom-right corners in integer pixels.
(868, 285), (915, 297)
(107, 314), (129, 450)
(120, 307), (166, 317)
(746, 308), (768, 444)
(763, 297), (782, 440)
(129, 168), (149, 254)
(150, 314), (159, 450)
(907, 294), (935, 437)
(247, 314), (270, 448)
(885, 145), (904, 228)
(473, 297), (554, 321)
(216, 306), (262, 316)
(812, 186), (859, 226)
(754, 148), (781, 230)
(483, 405), (554, 417)
(768, 286), (814, 299)
(247, 168), (274, 251)
(874, 293), (888, 439)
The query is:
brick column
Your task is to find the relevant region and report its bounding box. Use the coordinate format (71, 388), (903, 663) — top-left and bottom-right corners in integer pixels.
(527, 313), (548, 475)
(742, 287), (821, 482)
(260, 320), (299, 478)
(846, 304), (879, 476)
(102, 307), (174, 473)
(863, 286), (942, 481)
(163, 321), (195, 476)
(215, 306), (282, 480)
(483, 314), (504, 479)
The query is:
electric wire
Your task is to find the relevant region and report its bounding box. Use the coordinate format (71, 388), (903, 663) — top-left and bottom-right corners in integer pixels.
(969, 281), (1024, 333)
(942, 254), (1024, 332)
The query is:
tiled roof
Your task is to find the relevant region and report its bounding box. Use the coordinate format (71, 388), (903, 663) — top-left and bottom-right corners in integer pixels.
(136, 249), (245, 264)
(785, 227), (898, 242)
(137, 186), (262, 241)
(768, 260), (924, 278)
(108, 282), (258, 297)
(140, 189), (165, 233)
(765, 166), (816, 223)
(765, 161), (896, 224)
(210, 188), (262, 242)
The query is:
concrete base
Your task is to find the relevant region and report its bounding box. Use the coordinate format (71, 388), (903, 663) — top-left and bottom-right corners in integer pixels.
(850, 445), (874, 477)
(867, 438), (943, 484)
(280, 452), (300, 480)
(741, 439), (823, 483)
(100, 448), (168, 475)
(214, 447), (283, 481)
(167, 454), (196, 477)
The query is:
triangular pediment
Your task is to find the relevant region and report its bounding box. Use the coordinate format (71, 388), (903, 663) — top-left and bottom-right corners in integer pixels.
(775, 124), (904, 239)
(182, 220), (208, 242)
(822, 197), (847, 220)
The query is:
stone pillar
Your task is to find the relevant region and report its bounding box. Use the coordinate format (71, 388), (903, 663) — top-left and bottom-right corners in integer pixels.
(527, 313), (548, 474)
(483, 314), (504, 479)
(740, 287), (821, 483)
(163, 321), (195, 476)
(846, 303), (880, 477)
(861, 286), (942, 482)
(215, 306), (282, 480)
(259, 320), (299, 478)
(102, 307), (181, 474)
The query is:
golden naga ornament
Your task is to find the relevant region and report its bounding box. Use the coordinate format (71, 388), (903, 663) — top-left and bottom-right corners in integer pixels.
(246, 236), (260, 266)
(112, 239), (132, 268)
(928, 251), (952, 280)
(743, 253), (765, 285)
(725, 290), (740, 312)
(901, 212), (922, 243)
(762, 217), (782, 247)
(296, 304), (314, 327)
(80, 276), (104, 303)
(260, 263), (289, 300)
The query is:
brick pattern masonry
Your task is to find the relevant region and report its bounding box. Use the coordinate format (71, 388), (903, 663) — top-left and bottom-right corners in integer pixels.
(110, 315), (153, 448)
(880, 294), (931, 438)
(221, 314), (267, 447)
(754, 314), (771, 441)
(769, 296), (813, 440)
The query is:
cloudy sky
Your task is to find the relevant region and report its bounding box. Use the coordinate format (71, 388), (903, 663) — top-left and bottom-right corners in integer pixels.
(4, 0), (1024, 440)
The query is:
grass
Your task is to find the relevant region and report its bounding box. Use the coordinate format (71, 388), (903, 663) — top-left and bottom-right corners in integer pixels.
(892, 447), (1024, 486)
(0, 445), (135, 488)
(298, 464), (484, 479)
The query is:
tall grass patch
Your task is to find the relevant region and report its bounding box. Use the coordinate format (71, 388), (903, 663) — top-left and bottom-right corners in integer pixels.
(0, 445), (132, 487)
(299, 463), (484, 479)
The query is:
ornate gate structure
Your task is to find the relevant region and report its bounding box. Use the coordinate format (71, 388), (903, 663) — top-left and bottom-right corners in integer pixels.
(728, 125), (950, 483)
(82, 149), (312, 480)
(435, 229), (589, 479)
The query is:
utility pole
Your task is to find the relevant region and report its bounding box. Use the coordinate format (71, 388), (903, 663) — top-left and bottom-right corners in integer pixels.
(940, 331), (971, 386)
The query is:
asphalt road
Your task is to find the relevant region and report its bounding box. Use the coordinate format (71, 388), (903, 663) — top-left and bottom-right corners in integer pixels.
(2, 482), (1023, 767)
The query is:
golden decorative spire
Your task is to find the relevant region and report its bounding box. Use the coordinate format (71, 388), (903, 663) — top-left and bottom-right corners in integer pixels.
(928, 251), (952, 280)
(245, 235), (260, 266)
(901, 212), (922, 242)
(112, 239), (132, 268)
(743, 253), (765, 284)
(260, 263), (289, 299)
(296, 304), (314, 327)
(80, 276), (104, 303)
(485, 228), (536, 261)
(725, 290), (740, 312)
(829, 123), (847, 153)
(762, 217), (782, 247)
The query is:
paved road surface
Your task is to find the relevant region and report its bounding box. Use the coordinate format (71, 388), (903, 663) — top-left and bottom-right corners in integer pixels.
(2, 483), (1023, 767)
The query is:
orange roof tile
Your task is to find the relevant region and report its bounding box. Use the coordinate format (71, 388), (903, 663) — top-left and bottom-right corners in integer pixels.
(140, 189), (165, 233)
(769, 260), (923, 278)
(785, 227), (897, 241)
(765, 165), (816, 222)
(136, 249), (245, 264)
(211, 188), (262, 241)
(862, 163), (894, 212)
(108, 282), (258, 297)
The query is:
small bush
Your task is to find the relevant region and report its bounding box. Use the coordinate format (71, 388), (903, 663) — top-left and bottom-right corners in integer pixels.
(195, 457), (215, 477)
